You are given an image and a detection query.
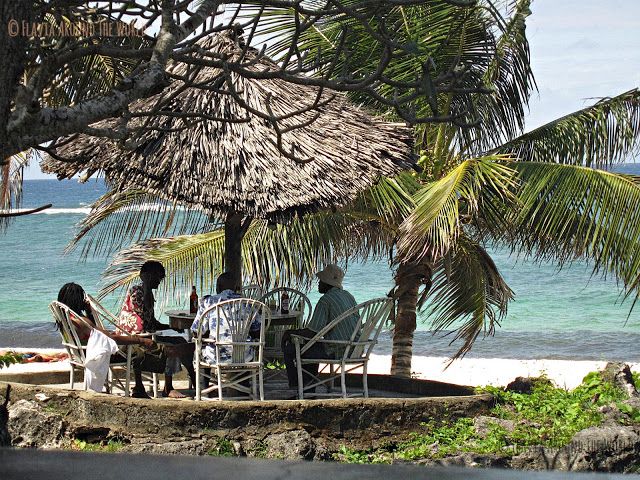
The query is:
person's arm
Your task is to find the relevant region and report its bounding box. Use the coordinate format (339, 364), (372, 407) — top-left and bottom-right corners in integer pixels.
(191, 300), (207, 336)
(112, 333), (155, 348)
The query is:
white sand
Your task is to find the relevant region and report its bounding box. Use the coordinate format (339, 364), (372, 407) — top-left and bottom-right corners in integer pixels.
(367, 354), (640, 390)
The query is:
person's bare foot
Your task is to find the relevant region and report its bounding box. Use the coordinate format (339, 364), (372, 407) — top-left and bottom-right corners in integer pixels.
(164, 389), (188, 399)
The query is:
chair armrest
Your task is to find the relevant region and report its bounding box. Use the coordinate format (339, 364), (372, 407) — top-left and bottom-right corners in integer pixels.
(199, 339), (263, 347)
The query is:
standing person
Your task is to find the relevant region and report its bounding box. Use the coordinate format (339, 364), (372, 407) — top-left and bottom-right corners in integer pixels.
(118, 261), (195, 398)
(57, 283), (184, 397)
(282, 264), (358, 388)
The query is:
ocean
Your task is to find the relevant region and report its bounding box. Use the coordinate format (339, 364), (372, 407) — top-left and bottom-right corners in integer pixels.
(2, 174), (640, 361)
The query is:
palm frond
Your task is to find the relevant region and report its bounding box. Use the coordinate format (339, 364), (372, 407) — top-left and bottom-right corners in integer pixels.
(494, 89), (640, 167)
(100, 211), (396, 300)
(397, 155), (518, 263)
(468, 0), (536, 151)
(247, 1), (500, 119)
(419, 234), (513, 360)
(69, 188), (211, 258)
(506, 162), (640, 303)
(34, 12), (152, 107)
(0, 150), (34, 230)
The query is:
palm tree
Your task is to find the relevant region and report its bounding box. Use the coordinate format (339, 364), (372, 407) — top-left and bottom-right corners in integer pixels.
(69, 1), (640, 379)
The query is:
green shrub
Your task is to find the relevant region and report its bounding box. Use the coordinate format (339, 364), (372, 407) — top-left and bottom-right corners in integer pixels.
(0, 351), (22, 368)
(72, 439), (124, 452)
(208, 438), (236, 457)
(333, 371), (637, 464)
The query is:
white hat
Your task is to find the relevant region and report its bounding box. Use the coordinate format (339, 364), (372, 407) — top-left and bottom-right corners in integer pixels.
(316, 264), (345, 288)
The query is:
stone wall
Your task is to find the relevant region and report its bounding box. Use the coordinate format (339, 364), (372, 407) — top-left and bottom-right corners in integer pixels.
(2, 381), (494, 459)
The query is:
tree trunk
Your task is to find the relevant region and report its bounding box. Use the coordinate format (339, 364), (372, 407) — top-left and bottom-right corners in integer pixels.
(390, 260), (432, 378)
(0, 0), (33, 161)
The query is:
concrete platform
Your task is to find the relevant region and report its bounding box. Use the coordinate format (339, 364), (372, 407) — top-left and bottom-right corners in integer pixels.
(0, 348), (475, 400)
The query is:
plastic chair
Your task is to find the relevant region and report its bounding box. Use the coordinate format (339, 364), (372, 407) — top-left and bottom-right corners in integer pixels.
(290, 297), (392, 399)
(240, 285), (264, 300)
(49, 301), (129, 394)
(85, 294), (159, 397)
(193, 298), (269, 401)
(259, 287), (312, 360)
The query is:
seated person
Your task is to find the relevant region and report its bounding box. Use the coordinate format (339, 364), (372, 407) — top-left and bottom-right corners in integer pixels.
(57, 282), (187, 397)
(117, 260), (195, 398)
(191, 272), (261, 366)
(282, 264), (357, 388)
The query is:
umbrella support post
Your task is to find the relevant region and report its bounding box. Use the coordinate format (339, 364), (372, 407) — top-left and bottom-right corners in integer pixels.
(224, 212), (251, 289)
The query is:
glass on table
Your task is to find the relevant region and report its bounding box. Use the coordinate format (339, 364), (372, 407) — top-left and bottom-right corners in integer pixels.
(268, 300), (278, 313)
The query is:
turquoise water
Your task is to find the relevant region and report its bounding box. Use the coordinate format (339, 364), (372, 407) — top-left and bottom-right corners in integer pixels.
(2, 177), (640, 360)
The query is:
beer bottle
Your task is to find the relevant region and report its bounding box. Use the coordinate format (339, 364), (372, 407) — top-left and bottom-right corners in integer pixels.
(281, 291), (290, 314)
(190, 286), (198, 314)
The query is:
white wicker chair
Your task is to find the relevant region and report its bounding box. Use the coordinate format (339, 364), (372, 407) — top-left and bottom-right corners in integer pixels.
(290, 297), (392, 399)
(49, 301), (129, 394)
(193, 298), (269, 401)
(259, 287), (312, 360)
(85, 294), (159, 397)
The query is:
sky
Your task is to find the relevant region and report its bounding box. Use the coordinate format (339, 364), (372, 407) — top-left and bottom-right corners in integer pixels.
(23, 0), (640, 179)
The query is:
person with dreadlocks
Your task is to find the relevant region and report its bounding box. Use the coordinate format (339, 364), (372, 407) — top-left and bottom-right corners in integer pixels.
(117, 260), (195, 398)
(57, 282), (168, 396)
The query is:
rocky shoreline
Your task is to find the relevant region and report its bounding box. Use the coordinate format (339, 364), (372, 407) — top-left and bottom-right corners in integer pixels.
(3, 363), (640, 473)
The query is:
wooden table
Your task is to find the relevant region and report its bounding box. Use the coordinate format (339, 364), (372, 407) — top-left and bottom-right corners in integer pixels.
(165, 310), (196, 341)
(268, 309), (301, 327)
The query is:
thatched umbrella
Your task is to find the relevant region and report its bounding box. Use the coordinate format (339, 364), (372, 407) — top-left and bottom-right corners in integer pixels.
(42, 31), (415, 286)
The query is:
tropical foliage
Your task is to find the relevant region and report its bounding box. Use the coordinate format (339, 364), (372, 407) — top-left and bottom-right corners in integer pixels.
(66, 1), (640, 376)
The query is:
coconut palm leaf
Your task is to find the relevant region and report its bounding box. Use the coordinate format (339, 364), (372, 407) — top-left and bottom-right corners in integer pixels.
(68, 188), (211, 257)
(31, 12), (152, 108)
(250, 1), (534, 154)
(71, 167), (416, 260)
(503, 162), (640, 302)
(494, 89), (640, 167)
(100, 210), (396, 300)
(249, 1), (498, 116)
(397, 155), (518, 263)
(469, 0), (536, 152)
(0, 150), (35, 230)
(418, 233), (513, 360)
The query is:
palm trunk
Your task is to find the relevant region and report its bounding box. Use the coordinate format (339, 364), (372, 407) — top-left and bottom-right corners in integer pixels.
(390, 260), (432, 377)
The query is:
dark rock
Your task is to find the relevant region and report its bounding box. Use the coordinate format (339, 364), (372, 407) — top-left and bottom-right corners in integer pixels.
(512, 426), (640, 472)
(473, 416), (515, 438)
(601, 363), (638, 398)
(0, 385), (10, 447)
(264, 430), (315, 460)
(8, 400), (66, 448)
(597, 403), (626, 426)
(505, 377), (552, 394)
(420, 452), (510, 468)
(125, 436), (208, 455)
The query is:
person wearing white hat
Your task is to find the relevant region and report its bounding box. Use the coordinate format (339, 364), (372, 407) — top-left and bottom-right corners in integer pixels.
(282, 264), (358, 388)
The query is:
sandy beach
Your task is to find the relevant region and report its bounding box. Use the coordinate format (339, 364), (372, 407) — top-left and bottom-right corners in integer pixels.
(367, 354), (640, 390)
